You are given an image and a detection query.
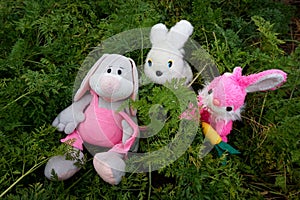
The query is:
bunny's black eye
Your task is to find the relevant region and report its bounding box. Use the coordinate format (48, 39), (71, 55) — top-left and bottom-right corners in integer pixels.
(117, 69), (122, 75)
(208, 89), (213, 95)
(167, 60), (173, 68)
(226, 107), (233, 112)
(107, 68), (112, 73)
(147, 59), (152, 67)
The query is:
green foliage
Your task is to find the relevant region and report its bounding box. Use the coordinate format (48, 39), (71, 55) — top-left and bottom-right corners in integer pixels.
(251, 15), (285, 56)
(98, 0), (162, 36)
(234, 47), (300, 199)
(1, 0), (299, 199)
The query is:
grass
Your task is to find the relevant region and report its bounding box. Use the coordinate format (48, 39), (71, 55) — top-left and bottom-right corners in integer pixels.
(0, 0), (299, 199)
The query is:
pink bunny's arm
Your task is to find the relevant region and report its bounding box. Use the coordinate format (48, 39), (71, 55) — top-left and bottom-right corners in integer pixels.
(214, 120), (233, 143)
(198, 95), (210, 123)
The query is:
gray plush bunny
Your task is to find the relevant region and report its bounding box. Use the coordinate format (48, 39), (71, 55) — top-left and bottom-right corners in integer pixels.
(44, 54), (139, 185)
(144, 20), (194, 85)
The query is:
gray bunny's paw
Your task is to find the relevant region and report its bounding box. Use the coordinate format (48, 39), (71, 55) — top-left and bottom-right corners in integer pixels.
(93, 152), (125, 185)
(44, 155), (81, 181)
(64, 122), (77, 134)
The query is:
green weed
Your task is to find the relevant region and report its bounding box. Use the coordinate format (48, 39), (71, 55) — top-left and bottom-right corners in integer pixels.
(0, 0), (299, 199)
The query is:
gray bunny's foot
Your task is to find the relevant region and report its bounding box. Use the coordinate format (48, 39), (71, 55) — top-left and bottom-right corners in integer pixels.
(44, 150), (84, 181)
(93, 152), (125, 185)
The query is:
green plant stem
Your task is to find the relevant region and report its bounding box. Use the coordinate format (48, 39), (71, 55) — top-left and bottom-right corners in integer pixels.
(148, 164), (151, 200)
(65, 168), (93, 194)
(1, 91), (33, 111)
(0, 159), (48, 198)
(258, 93), (268, 125)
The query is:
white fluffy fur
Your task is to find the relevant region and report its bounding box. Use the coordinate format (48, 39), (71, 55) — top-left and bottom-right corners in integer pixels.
(199, 86), (243, 123)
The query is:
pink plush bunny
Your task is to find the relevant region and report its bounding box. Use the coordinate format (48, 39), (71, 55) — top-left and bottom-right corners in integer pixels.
(198, 67), (287, 143)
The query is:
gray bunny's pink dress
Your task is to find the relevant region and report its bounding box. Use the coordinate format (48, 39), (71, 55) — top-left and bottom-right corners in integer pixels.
(61, 90), (138, 154)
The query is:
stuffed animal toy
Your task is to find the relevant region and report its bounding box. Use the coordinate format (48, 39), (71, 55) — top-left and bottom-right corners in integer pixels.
(198, 67), (287, 157)
(144, 20), (193, 85)
(44, 54), (139, 185)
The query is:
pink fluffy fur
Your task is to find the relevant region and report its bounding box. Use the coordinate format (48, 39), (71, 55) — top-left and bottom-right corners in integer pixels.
(198, 67), (287, 142)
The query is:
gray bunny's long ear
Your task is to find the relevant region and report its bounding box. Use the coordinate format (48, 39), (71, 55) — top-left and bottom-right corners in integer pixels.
(129, 58), (138, 116)
(74, 54), (108, 102)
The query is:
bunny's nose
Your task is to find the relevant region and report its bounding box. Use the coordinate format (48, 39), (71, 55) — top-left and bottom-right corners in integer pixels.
(100, 76), (120, 95)
(156, 71), (163, 77)
(213, 99), (221, 106)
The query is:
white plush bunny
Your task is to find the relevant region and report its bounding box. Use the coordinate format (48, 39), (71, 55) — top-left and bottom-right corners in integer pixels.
(144, 20), (194, 85)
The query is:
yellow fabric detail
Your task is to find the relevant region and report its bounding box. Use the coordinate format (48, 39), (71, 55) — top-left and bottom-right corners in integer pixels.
(201, 122), (222, 145)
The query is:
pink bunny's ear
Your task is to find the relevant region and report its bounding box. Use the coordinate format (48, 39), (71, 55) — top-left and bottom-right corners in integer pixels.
(240, 69), (287, 93)
(232, 67), (243, 77)
(74, 54), (108, 102)
(129, 58), (139, 116)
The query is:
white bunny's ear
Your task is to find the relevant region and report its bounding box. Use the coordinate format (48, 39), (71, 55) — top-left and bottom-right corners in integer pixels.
(74, 54), (109, 102)
(150, 23), (168, 45)
(239, 69), (287, 93)
(128, 58), (138, 116)
(167, 20), (193, 50)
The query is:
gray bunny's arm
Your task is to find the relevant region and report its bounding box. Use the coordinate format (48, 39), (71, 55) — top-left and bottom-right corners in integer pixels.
(121, 120), (134, 144)
(121, 115), (139, 152)
(52, 93), (92, 134)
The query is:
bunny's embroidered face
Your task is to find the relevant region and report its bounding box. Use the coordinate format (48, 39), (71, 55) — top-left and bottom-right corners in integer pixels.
(200, 73), (245, 122)
(89, 56), (134, 102)
(145, 47), (187, 84)
(74, 54), (138, 103)
(144, 20), (193, 85)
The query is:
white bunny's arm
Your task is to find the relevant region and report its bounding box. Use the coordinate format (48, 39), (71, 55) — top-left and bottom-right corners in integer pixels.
(52, 93), (92, 134)
(183, 61), (193, 84)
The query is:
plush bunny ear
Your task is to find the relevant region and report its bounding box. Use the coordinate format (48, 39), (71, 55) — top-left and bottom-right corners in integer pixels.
(238, 67), (287, 93)
(166, 20), (193, 50)
(74, 54), (109, 102)
(129, 58), (139, 116)
(150, 23), (168, 45)
(129, 58), (138, 102)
